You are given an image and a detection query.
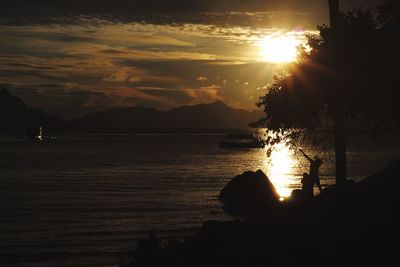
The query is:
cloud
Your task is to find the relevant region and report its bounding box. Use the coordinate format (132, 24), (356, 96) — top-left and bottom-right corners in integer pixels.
(0, 0), (383, 28)
(0, 19), (295, 118)
(102, 68), (143, 83)
(1, 0), (383, 118)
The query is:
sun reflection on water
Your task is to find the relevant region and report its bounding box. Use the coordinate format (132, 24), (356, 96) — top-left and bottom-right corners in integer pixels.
(263, 143), (298, 199)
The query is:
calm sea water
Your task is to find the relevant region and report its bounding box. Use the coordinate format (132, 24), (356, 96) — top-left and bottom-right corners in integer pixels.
(0, 134), (398, 267)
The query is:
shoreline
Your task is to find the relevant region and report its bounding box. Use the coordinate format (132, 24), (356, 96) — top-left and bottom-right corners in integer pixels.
(125, 159), (400, 267)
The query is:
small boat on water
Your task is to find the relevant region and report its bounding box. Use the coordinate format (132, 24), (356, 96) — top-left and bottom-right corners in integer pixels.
(219, 135), (265, 149)
(226, 132), (254, 140)
(27, 125), (43, 141)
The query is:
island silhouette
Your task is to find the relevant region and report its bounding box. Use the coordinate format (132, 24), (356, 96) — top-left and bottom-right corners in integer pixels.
(0, 88), (67, 134)
(0, 88), (262, 134)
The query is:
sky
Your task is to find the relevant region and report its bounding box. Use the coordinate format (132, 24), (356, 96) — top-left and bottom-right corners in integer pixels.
(0, 0), (383, 119)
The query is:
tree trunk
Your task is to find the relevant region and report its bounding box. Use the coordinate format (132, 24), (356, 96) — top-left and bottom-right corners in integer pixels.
(328, 0), (340, 27)
(333, 104), (347, 185)
(329, 0), (347, 185)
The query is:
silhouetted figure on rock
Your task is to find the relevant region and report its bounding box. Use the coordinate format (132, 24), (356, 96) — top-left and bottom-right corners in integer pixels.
(300, 149), (323, 197)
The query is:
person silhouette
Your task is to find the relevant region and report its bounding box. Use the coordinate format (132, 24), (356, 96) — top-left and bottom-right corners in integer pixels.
(301, 173), (313, 197)
(299, 149), (323, 196)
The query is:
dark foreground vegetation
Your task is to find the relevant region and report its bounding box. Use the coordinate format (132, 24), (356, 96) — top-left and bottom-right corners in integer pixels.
(125, 159), (399, 267)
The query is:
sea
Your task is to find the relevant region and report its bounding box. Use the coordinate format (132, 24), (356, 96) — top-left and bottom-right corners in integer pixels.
(0, 133), (399, 267)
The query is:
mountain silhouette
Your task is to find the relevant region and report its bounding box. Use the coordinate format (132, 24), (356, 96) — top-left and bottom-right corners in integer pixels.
(1, 88), (262, 133)
(71, 100), (262, 131)
(0, 88), (67, 134)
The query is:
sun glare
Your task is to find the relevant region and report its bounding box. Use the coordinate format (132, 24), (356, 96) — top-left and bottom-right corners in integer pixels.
(264, 143), (297, 199)
(258, 35), (301, 63)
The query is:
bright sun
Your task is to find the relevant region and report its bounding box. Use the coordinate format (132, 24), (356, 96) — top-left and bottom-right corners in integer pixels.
(259, 35), (300, 63)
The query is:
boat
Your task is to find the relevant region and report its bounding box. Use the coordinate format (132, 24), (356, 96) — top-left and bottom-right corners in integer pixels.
(27, 125), (43, 141)
(219, 136), (265, 149)
(226, 132), (254, 140)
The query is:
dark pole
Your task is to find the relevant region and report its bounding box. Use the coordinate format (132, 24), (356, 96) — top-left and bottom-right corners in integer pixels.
(329, 0), (340, 28)
(329, 0), (347, 186)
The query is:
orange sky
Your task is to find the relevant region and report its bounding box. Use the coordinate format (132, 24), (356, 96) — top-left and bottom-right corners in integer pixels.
(0, 0), (383, 118)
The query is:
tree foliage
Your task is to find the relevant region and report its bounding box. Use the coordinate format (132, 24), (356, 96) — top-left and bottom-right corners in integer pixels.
(255, 3), (400, 151)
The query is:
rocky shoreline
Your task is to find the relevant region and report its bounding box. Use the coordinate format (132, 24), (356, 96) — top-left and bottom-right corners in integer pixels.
(123, 159), (400, 267)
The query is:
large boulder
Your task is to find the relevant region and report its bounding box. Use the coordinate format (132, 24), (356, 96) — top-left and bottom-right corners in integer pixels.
(219, 170), (280, 215)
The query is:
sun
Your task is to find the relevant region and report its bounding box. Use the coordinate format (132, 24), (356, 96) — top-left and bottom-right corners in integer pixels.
(258, 35), (300, 63)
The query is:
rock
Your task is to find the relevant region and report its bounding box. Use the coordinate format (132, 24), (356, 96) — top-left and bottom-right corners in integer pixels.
(219, 170), (280, 215)
(133, 233), (162, 267)
(290, 189), (309, 202)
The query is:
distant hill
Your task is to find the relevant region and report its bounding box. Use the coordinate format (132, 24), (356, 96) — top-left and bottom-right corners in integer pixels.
(71, 100), (263, 131)
(0, 88), (67, 134)
(0, 88), (263, 133)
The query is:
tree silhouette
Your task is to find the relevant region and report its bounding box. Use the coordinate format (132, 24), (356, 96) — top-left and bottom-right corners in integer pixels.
(254, 0), (400, 186)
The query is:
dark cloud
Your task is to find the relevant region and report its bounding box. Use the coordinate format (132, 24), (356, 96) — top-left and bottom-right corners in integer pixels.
(136, 88), (194, 104)
(0, 0), (383, 26)
(0, 30), (94, 42)
(7, 85), (120, 118)
(1, 62), (55, 70)
(121, 96), (168, 109)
